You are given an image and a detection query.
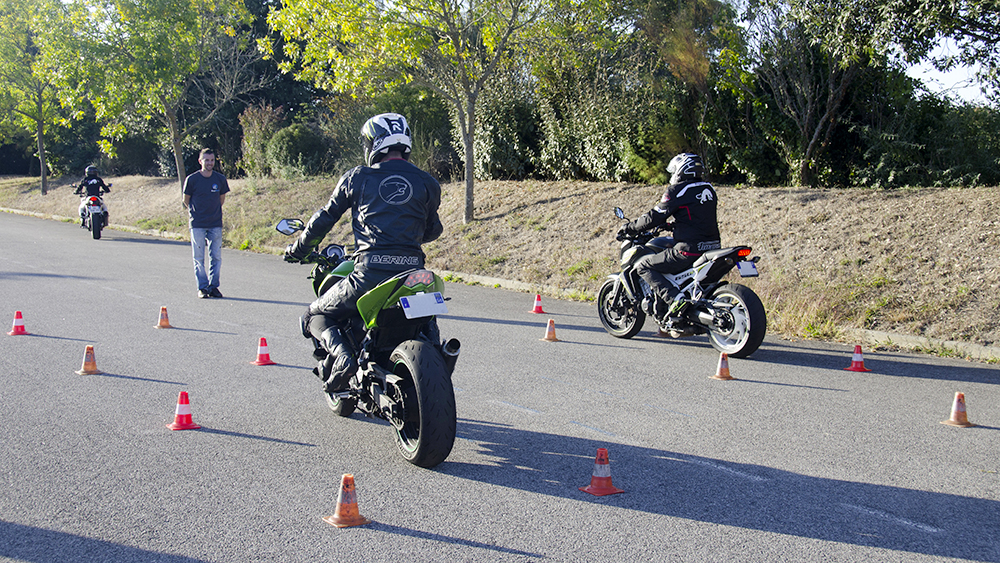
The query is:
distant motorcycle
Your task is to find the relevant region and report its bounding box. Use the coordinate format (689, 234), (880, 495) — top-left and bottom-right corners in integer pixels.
(75, 183), (111, 240)
(597, 207), (767, 358)
(276, 218), (460, 468)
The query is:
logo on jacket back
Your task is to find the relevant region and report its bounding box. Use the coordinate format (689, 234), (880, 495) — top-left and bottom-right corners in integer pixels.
(696, 188), (714, 204)
(379, 175), (413, 205)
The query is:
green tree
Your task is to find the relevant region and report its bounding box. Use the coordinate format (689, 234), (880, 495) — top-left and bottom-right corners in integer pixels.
(0, 0), (68, 194)
(67, 0), (272, 188)
(789, 0), (1000, 100)
(266, 0), (553, 222)
(717, 0), (863, 186)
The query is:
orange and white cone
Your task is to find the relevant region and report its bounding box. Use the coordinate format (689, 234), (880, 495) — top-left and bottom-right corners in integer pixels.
(154, 306), (173, 329)
(8, 311), (29, 335)
(843, 345), (872, 372)
(530, 294), (546, 314)
(166, 391), (201, 430)
(323, 474), (372, 528)
(579, 448), (624, 496)
(711, 352), (735, 380)
(540, 319), (560, 342)
(941, 392), (976, 428)
(75, 345), (102, 375)
(250, 337), (277, 365)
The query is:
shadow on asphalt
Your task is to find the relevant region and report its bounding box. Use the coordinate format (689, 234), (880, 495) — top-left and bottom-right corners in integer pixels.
(0, 520), (212, 563)
(444, 419), (1000, 562)
(444, 313), (1000, 385)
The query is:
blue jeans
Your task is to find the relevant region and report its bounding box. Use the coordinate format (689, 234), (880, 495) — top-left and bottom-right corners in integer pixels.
(190, 227), (222, 290)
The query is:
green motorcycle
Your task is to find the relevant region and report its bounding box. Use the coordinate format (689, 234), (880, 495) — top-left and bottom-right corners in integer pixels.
(276, 219), (459, 468)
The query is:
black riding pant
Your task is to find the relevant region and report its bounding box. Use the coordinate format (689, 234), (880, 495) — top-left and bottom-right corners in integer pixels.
(634, 244), (700, 300)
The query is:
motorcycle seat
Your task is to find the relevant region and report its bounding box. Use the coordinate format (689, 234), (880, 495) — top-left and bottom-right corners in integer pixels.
(692, 247), (738, 267)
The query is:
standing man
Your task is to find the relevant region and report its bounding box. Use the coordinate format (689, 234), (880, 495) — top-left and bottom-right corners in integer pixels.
(183, 148), (230, 298)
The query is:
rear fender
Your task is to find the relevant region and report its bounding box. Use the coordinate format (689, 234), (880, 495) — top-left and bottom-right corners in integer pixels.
(357, 269), (445, 329)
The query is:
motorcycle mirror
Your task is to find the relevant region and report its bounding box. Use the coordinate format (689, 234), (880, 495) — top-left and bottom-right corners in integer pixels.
(614, 207), (626, 220)
(275, 218), (305, 236)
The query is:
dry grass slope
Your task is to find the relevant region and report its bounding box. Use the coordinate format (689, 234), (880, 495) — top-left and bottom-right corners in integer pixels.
(3, 175), (999, 357)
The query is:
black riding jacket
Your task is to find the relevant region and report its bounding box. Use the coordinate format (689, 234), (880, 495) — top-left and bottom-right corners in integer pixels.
(75, 176), (110, 198)
(292, 158), (443, 266)
(629, 180), (721, 253)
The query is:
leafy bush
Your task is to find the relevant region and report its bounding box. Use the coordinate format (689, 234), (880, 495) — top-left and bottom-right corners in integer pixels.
(474, 74), (540, 180)
(239, 104), (286, 178)
(266, 123), (327, 177)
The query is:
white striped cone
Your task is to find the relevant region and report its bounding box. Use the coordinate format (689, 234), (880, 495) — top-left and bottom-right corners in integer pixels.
(251, 337), (276, 365)
(844, 345), (871, 372)
(166, 391), (200, 430)
(8, 311), (29, 335)
(579, 448), (624, 496)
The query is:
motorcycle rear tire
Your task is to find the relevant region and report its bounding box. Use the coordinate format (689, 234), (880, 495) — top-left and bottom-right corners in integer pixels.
(91, 212), (102, 240)
(706, 283), (766, 358)
(597, 278), (645, 339)
(390, 340), (456, 468)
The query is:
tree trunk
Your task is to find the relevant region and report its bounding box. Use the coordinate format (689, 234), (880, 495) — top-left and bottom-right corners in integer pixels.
(165, 106), (186, 191)
(36, 119), (47, 196)
(462, 97), (476, 224)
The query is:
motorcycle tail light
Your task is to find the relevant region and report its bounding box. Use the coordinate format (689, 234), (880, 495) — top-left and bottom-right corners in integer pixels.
(737, 248), (752, 257)
(403, 270), (434, 288)
(88, 197), (99, 204)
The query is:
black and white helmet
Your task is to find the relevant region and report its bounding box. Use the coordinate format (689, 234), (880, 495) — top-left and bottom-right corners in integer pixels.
(666, 153), (704, 185)
(361, 113), (412, 167)
(85, 165), (98, 177)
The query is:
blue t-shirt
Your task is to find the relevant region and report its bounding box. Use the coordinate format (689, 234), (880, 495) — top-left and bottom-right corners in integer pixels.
(183, 171), (230, 228)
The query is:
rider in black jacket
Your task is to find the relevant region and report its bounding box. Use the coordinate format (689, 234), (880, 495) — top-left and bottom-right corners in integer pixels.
(74, 165), (111, 227)
(619, 153), (721, 318)
(285, 113), (444, 392)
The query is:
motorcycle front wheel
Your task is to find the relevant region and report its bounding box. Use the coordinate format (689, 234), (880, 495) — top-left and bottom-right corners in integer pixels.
(597, 278), (645, 339)
(389, 340), (456, 468)
(706, 283), (766, 358)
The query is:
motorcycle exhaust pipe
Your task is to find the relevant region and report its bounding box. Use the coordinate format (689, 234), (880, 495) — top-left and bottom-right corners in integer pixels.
(689, 308), (715, 326)
(442, 338), (461, 375)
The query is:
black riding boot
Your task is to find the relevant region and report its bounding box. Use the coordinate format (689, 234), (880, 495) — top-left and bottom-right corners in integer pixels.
(318, 325), (358, 393)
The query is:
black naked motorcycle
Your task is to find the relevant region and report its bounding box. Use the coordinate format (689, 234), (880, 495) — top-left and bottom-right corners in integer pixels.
(276, 218), (459, 468)
(597, 207), (767, 358)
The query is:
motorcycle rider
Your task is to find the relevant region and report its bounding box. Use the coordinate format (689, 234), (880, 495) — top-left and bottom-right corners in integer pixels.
(618, 153), (720, 319)
(284, 113), (444, 393)
(73, 165), (111, 227)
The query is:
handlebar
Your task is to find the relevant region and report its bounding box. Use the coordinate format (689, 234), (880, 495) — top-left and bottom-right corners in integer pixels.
(616, 223), (673, 241)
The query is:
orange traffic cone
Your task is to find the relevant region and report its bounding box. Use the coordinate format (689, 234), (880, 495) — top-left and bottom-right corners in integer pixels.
(75, 345), (103, 375)
(844, 345), (872, 372)
(540, 319), (560, 342)
(941, 392), (976, 428)
(530, 294), (546, 314)
(323, 474), (372, 528)
(711, 352), (735, 380)
(166, 391), (201, 430)
(8, 311), (29, 335)
(250, 337), (277, 365)
(154, 306), (173, 329)
(580, 448), (624, 496)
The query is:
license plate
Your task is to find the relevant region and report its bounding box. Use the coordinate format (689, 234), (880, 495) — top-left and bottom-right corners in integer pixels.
(400, 292), (448, 319)
(736, 261), (758, 277)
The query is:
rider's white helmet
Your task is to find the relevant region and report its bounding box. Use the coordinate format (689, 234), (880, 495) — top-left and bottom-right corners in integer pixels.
(361, 113), (412, 167)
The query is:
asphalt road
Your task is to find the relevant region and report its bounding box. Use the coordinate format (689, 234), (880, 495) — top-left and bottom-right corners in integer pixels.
(1, 212), (998, 563)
